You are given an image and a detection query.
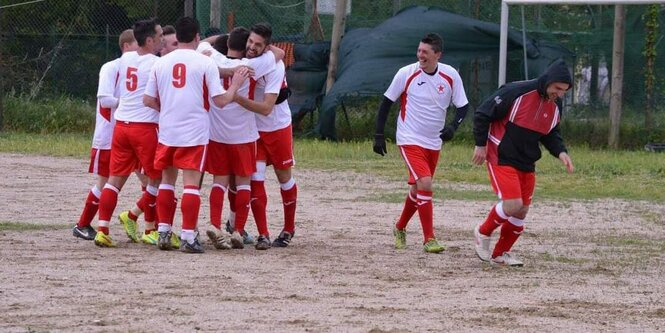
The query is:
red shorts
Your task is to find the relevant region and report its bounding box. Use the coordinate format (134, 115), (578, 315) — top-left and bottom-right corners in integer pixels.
(399, 145), (440, 185)
(109, 122), (160, 179)
(155, 144), (207, 172)
(88, 148), (110, 178)
(487, 163), (536, 205)
(257, 125), (294, 170)
(206, 140), (256, 177)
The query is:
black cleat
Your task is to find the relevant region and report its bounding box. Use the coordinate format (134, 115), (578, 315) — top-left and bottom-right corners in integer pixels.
(73, 225), (97, 240)
(158, 231), (173, 251)
(255, 235), (271, 250)
(272, 231), (293, 248)
(180, 238), (205, 254)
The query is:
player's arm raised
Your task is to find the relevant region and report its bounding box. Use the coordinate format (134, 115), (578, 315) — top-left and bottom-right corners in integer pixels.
(212, 68), (249, 108)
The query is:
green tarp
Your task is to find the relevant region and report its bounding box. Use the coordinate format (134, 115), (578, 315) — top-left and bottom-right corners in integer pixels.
(314, 6), (574, 139)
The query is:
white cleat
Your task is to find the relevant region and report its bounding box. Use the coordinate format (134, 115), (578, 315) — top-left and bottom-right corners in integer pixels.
(491, 252), (524, 267)
(474, 224), (491, 262)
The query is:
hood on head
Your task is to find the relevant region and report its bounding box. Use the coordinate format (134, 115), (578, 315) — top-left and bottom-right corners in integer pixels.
(537, 59), (573, 95)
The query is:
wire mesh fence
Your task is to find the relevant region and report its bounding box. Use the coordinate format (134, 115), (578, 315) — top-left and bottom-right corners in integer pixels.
(1, 0), (663, 113)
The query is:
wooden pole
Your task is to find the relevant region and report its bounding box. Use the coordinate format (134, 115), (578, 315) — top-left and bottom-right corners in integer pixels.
(210, 0), (221, 29)
(608, 4), (625, 149)
(325, 0), (348, 94)
(184, 0), (194, 18)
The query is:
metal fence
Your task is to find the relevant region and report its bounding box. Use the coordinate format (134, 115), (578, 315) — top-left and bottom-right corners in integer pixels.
(1, 0), (663, 112)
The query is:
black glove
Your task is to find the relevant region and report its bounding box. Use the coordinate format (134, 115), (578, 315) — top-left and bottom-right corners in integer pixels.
(440, 125), (456, 142)
(373, 134), (387, 156)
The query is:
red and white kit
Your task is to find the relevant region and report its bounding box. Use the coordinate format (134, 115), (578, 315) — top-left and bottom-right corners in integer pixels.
(89, 58), (121, 177)
(111, 51), (160, 179)
(145, 48), (225, 171)
(253, 60), (294, 169)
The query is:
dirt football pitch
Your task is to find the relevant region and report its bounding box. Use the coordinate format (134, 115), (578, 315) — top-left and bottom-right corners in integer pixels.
(0, 153), (664, 332)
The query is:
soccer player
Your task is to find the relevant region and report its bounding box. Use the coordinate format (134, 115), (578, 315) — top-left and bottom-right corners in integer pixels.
(202, 26), (284, 250)
(72, 29), (138, 240)
(160, 25), (177, 56)
(234, 23), (298, 248)
(472, 59), (574, 267)
(93, 18), (164, 248)
(373, 33), (470, 253)
(144, 17), (246, 253)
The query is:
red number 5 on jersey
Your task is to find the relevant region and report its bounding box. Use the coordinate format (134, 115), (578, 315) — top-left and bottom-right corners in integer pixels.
(172, 63), (186, 88)
(126, 67), (138, 91)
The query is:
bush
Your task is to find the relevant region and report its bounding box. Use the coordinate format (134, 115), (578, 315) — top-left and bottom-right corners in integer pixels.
(3, 94), (95, 134)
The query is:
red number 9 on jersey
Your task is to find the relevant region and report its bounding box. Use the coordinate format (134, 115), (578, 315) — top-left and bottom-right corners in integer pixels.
(172, 63), (186, 88)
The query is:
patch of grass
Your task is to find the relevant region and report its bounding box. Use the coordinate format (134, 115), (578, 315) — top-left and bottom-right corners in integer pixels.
(538, 252), (589, 264)
(297, 139), (665, 201)
(0, 132), (90, 157)
(1, 132), (664, 201)
(0, 221), (70, 231)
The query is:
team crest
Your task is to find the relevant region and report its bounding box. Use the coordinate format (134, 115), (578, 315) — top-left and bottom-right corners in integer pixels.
(437, 84), (444, 94)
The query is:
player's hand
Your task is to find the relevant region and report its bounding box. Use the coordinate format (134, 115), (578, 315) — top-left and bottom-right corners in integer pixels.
(559, 152), (574, 173)
(230, 70), (248, 88)
(440, 125), (455, 142)
(234, 65), (255, 77)
(202, 50), (212, 57)
(472, 146), (486, 165)
(373, 134), (387, 156)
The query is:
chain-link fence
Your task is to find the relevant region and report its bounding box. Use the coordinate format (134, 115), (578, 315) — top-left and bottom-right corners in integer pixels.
(1, 0), (664, 111)
(0, 0), (183, 99)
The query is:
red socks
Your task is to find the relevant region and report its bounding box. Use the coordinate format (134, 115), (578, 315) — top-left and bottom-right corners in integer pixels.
(181, 185), (200, 231)
(157, 184), (176, 227)
(97, 184), (120, 235)
(280, 180), (297, 234)
(233, 185), (251, 234)
(77, 186), (101, 228)
(395, 190), (418, 230)
(209, 184), (226, 230)
(492, 218), (524, 258)
(416, 190), (434, 243)
(479, 203), (509, 236)
(251, 180), (269, 236)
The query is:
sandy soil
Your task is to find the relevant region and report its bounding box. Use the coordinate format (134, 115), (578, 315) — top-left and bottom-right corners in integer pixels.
(0, 152), (664, 332)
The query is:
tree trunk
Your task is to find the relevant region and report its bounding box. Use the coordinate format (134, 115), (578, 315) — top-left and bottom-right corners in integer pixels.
(608, 5), (625, 149)
(325, 0), (348, 94)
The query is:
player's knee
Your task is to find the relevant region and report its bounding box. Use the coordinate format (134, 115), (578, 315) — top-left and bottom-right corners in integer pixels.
(502, 199), (524, 216)
(416, 177), (433, 191)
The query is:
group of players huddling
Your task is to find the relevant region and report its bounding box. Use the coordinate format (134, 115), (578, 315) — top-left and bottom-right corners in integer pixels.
(72, 16), (575, 266)
(72, 17), (298, 253)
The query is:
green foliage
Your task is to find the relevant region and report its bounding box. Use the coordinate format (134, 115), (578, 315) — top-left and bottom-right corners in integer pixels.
(2, 94), (95, 134)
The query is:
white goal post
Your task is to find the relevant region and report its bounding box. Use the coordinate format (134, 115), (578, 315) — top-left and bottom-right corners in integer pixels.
(499, 0), (665, 86)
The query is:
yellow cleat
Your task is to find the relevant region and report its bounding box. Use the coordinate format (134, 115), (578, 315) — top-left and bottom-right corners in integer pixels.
(170, 231), (181, 249)
(118, 211), (139, 243)
(423, 238), (446, 253)
(94, 232), (116, 248)
(393, 228), (407, 250)
(141, 230), (159, 245)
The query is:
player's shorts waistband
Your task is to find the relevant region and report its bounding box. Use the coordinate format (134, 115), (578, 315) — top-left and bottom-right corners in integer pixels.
(116, 121), (158, 127)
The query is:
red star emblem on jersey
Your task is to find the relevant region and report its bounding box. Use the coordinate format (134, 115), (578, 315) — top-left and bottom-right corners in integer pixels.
(437, 84), (444, 94)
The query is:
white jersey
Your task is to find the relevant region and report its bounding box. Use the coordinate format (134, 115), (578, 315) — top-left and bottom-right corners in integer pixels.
(254, 60), (292, 132)
(145, 49), (225, 147)
(115, 51), (159, 123)
(384, 62), (468, 150)
(197, 43), (276, 144)
(92, 58), (120, 149)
